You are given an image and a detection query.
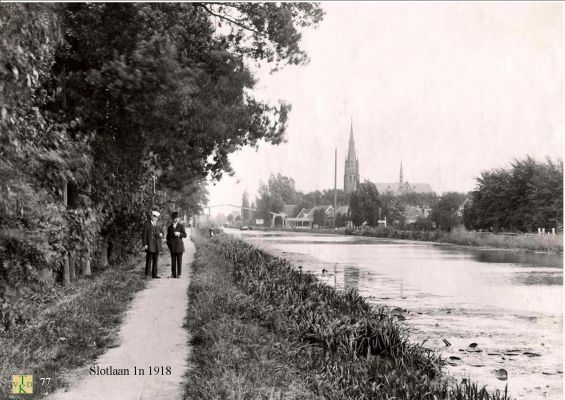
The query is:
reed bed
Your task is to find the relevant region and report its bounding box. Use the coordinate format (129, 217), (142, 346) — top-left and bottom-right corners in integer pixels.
(186, 231), (511, 399)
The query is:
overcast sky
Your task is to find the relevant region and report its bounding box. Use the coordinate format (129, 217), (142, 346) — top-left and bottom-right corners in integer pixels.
(207, 2), (563, 216)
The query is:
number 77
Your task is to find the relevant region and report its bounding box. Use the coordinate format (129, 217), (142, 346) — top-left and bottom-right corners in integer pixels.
(40, 378), (51, 385)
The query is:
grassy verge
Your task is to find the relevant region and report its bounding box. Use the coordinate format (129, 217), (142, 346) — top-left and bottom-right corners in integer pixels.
(0, 258), (145, 399)
(346, 226), (563, 253)
(185, 230), (511, 400)
(262, 225), (562, 253)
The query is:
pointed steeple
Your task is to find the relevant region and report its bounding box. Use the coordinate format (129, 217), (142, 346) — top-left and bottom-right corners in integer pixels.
(347, 118), (357, 163)
(399, 160), (404, 185)
(344, 117), (360, 194)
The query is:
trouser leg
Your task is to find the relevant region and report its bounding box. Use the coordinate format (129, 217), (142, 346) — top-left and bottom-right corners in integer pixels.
(171, 253), (177, 277)
(177, 253), (183, 277)
(151, 252), (159, 277)
(145, 252), (152, 276)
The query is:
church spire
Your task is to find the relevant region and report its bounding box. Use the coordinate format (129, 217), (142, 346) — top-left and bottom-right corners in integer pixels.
(344, 117), (360, 194)
(399, 160), (404, 185)
(347, 118), (356, 162)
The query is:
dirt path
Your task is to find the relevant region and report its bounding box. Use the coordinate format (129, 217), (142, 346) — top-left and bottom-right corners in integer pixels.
(48, 236), (194, 400)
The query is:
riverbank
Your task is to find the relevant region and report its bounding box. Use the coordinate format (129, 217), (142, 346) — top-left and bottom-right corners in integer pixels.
(184, 230), (511, 399)
(0, 257), (145, 399)
(253, 225), (562, 254)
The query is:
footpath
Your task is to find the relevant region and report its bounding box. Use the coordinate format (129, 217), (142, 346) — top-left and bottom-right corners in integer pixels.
(48, 237), (194, 400)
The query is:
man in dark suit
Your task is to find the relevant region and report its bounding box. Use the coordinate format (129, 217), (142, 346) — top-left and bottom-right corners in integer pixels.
(142, 210), (164, 278)
(166, 211), (187, 278)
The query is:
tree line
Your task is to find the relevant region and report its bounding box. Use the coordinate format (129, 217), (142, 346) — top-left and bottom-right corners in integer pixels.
(464, 157), (562, 233)
(252, 156), (562, 233)
(0, 1), (323, 306)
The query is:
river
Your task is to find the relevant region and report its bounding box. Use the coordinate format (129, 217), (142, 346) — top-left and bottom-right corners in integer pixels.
(226, 229), (563, 400)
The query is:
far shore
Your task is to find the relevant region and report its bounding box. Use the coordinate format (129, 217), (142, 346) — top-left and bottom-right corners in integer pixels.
(225, 225), (563, 255)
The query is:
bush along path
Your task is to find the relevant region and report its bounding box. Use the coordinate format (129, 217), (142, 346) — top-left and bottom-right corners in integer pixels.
(185, 230), (511, 400)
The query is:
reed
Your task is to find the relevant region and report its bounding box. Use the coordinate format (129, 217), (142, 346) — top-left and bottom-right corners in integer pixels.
(185, 230), (512, 400)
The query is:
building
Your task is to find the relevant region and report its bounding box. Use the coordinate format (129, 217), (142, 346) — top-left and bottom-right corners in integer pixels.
(342, 122), (431, 195)
(287, 205), (335, 229)
(344, 120), (360, 194)
(375, 162), (433, 195)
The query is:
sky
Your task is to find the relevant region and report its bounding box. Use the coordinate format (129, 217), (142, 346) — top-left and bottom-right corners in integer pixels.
(207, 2), (563, 217)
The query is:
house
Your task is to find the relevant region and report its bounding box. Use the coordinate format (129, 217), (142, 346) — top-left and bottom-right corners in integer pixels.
(287, 205), (335, 229)
(403, 205), (432, 224)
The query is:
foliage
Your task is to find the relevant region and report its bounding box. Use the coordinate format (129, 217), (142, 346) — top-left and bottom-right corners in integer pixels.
(464, 157), (563, 232)
(312, 207), (326, 227)
(430, 192), (467, 231)
(335, 212), (348, 228)
(349, 181), (381, 227)
(255, 173), (298, 221)
(0, 3), (323, 328)
(194, 232), (513, 400)
(241, 190), (250, 222)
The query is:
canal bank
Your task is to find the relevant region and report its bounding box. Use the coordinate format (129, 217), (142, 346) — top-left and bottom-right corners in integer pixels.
(248, 226), (563, 254)
(185, 229), (515, 400)
(233, 228), (562, 400)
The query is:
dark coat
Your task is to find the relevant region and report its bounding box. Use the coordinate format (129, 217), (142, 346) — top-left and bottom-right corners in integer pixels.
(166, 222), (187, 253)
(142, 221), (163, 253)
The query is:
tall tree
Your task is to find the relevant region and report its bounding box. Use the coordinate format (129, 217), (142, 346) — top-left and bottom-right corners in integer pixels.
(431, 192), (467, 231)
(464, 157), (562, 232)
(349, 181), (381, 227)
(241, 190), (250, 222)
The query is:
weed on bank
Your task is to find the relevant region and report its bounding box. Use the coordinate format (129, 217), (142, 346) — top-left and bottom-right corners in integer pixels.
(185, 231), (511, 399)
(0, 259), (145, 399)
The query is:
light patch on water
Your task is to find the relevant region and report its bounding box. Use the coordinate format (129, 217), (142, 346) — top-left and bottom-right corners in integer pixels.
(233, 229), (563, 400)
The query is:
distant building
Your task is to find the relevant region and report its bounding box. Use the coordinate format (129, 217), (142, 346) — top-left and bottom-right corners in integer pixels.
(375, 162), (433, 195)
(342, 122), (431, 195)
(344, 120), (360, 194)
(403, 205), (432, 224)
(287, 205), (335, 228)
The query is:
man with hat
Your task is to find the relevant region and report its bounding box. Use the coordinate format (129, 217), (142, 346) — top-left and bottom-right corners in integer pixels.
(166, 211), (187, 278)
(142, 210), (164, 278)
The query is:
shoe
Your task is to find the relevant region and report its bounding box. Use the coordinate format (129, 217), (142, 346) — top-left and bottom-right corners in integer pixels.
(153, 275), (161, 279)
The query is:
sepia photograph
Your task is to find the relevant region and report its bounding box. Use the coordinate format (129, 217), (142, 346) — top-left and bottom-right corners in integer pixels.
(0, 2), (562, 400)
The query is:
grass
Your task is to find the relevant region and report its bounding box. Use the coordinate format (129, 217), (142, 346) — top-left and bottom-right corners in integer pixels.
(184, 230), (512, 400)
(289, 225), (563, 254)
(0, 258), (145, 399)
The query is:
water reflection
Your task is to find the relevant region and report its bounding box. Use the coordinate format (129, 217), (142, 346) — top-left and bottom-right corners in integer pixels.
(471, 249), (563, 268)
(343, 265), (360, 290)
(233, 229), (564, 400)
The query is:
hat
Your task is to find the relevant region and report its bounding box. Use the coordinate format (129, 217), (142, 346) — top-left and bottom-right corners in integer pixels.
(171, 211), (179, 219)
(151, 211), (160, 218)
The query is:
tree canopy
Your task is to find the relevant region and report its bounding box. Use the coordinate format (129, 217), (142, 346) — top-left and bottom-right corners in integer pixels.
(464, 157), (563, 232)
(0, 2), (324, 293)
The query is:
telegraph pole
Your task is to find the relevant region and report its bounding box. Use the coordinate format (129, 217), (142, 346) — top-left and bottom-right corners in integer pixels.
(334, 148), (337, 227)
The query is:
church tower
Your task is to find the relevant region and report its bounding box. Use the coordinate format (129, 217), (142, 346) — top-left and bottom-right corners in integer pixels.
(344, 119), (360, 194)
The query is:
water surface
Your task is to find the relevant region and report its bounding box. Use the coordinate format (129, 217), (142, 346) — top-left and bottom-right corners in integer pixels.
(228, 229), (563, 400)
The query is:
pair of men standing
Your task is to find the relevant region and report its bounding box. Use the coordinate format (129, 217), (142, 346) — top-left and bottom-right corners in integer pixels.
(142, 211), (187, 279)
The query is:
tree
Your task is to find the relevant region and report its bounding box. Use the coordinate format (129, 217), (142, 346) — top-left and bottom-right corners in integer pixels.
(241, 190), (250, 222)
(464, 157), (562, 232)
(349, 181), (381, 227)
(227, 214), (234, 224)
(313, 208), (326, 227)
(431, 192), (467, 231)
(53, 3), (323, 259)
(255, 173), (298, 221)
(335, 213), (348, 228)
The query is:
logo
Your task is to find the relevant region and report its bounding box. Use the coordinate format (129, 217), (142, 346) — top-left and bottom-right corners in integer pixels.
(12, 375), (33, 395)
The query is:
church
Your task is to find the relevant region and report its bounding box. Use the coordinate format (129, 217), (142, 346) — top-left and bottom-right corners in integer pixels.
(344, 122), (433, 195)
